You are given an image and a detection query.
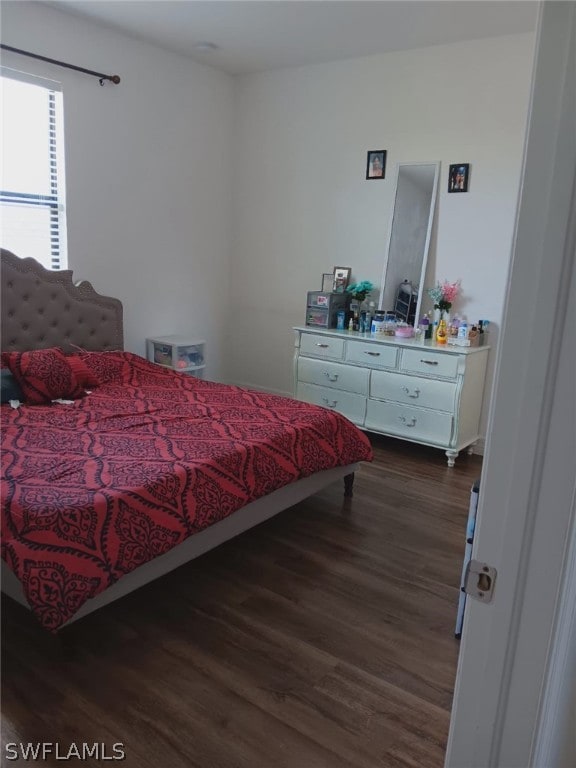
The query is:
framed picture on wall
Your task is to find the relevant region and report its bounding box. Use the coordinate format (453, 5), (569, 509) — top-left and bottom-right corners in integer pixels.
(448, 163), (470, 193)
(332, 266), (352, 293)
(366, 150), (387, 180)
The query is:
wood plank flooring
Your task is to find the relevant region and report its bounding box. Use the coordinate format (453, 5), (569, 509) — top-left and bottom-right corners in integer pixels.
(1, 435), (482, 768)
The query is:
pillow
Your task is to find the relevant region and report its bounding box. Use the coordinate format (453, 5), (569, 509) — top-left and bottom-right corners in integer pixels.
(66, 354), (100, 389)
(0, 368), (24, 404)
(1, 348), (85, 405)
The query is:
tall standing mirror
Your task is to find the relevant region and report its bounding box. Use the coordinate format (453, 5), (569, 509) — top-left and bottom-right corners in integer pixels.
(377, 161), (440, 325)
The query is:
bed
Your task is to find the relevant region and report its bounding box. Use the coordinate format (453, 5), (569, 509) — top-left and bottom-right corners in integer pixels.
(0, 249), (373, 631)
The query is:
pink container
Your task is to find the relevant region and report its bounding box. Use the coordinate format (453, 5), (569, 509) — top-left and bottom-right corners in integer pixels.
(395, 325), (415, 338)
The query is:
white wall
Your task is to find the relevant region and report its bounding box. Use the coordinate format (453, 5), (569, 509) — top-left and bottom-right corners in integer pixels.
(1, 1), (234, 379)
(230, 34), (535, 441)
(1, 2), (536, 441)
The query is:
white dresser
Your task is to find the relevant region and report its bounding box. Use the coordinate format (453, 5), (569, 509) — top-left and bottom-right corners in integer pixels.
(293, 326), (489, 466)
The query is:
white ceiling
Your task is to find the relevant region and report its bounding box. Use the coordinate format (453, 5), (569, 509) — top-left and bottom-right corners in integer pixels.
(47, 0), (538, 76)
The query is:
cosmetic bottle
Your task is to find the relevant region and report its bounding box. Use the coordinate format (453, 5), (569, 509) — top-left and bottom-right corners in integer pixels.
(371, 311), (386, 335)
(436, 317), (448, 344)
(418, 314), (429, 339)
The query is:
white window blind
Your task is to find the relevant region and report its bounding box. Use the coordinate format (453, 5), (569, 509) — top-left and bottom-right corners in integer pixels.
(1, 69), (68, 270)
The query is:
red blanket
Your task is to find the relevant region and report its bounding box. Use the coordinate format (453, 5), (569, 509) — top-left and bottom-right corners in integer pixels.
(1, 352), (372, 631)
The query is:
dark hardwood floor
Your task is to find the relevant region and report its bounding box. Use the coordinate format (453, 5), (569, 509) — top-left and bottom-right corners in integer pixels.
(1, 435), (481, 768)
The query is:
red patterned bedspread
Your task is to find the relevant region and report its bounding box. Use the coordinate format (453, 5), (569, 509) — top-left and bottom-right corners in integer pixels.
(1, 352), (372, 631)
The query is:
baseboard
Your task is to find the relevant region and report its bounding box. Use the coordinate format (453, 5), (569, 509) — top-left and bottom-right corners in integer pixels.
(472, 437), (486, 456)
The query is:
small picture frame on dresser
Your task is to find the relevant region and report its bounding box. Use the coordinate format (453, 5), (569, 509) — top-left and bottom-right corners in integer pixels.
(322, 273), (334, 293)
(333, 266), (352, 293)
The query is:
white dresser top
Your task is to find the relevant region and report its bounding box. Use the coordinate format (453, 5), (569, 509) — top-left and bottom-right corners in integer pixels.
(293, 326), (490, 356)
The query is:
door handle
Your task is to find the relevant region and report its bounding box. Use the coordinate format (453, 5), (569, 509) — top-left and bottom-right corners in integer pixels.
(316, 343), (329, 348)
(403, 386), (420, 399)
(322, 397), (338, 408)
(398, 415), (417, 427)
(323, 372), (339, 381)
(420, 359), (438, 366)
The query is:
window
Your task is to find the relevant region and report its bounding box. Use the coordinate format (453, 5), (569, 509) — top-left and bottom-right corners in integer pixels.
(1, 70), (68, 269)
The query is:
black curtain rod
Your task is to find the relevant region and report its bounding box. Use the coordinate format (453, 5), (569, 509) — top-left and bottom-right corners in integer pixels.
(0, 44), (120, 85)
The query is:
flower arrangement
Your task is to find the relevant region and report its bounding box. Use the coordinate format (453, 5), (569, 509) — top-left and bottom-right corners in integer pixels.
(346, 280), (374, 303)
(427, 279), (461, 314)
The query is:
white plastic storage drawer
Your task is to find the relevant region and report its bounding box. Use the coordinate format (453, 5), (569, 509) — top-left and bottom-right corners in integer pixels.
(370, 370), (457, 412)
(345, 340), (398, 369)
(400, 348), (460, 379)
(300, 333), (345, 361)
(298, 358), (369, 395)
(365, 400), (453, 445)
(297, 382), (366, 425)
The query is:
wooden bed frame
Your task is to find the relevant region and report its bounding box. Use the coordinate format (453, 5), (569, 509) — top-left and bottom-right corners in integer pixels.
(0, 249), (358, 627)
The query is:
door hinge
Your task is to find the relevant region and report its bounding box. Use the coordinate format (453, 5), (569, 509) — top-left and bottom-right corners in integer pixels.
(463, 559), (497, 603)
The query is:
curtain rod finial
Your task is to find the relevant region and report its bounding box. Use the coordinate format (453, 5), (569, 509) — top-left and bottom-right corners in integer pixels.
(99, 75), (121, 86)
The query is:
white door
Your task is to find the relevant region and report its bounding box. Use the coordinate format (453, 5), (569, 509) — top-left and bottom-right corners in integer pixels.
(445, 2), (576, 767)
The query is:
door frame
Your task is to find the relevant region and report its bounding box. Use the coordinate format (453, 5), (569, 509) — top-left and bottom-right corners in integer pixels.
(445, 2), (576, 766)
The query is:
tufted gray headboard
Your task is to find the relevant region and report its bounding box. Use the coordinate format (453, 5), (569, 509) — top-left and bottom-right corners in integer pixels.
(1, 249), (124, 353)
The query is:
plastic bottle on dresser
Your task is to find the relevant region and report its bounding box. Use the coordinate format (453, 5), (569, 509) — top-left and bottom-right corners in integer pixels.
(436, 317), (448, 344)
(383, 312), (397, 336)
(418, 313), (430, 339)
(366, 301), (375, 333)
(371, 311), (386, 335)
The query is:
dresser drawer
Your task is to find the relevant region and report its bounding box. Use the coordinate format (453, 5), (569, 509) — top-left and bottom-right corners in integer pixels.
(297, 382), (366, 425)
(366, 400), (453, 445)
(370, 370), (457, 412)
(400, 348), (460, 379)
(300, 333), (345, 360)
(298, 358), (369, 395)
(345, 340), (398, 369)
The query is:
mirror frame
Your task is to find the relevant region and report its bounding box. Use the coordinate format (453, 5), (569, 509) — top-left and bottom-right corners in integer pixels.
(377, 161), (440, 325)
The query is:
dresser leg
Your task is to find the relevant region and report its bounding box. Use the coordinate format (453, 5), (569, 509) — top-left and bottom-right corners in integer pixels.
(344, 472), (355, 497)
(445, 450), (459, 467)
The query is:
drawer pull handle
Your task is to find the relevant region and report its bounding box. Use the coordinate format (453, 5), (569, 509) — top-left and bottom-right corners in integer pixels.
(322, 397), (338, 408)
(398, 415), (417, 427)
(420, 359), (439, 366)
(316, 343), (330, 348)
(403, 387), (420, 399)
(324, 372), (339, 382)
(364, 351), (381, 357)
